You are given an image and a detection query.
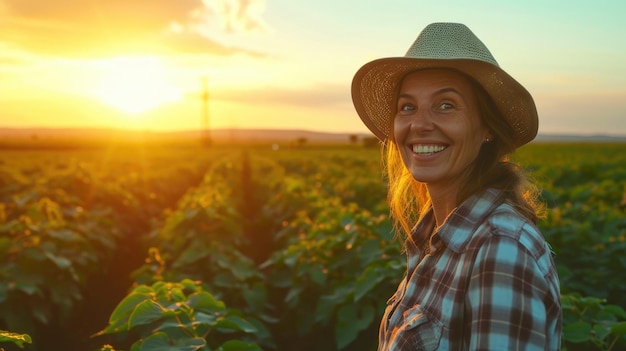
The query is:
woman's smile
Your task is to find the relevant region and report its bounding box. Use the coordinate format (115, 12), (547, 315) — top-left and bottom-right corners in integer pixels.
(411, 144), (448, 156)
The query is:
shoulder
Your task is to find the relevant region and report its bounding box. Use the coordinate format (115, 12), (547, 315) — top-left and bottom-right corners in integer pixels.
(469, 201), (555, 277)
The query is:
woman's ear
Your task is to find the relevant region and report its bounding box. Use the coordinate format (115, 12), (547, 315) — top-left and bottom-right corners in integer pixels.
(482, 132), (494, 144)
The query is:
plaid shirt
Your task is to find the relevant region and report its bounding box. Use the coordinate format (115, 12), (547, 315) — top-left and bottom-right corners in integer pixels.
(379, 188), (562, 350)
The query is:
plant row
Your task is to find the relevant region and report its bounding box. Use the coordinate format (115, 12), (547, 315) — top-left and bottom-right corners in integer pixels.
(0, 147), (216, 350)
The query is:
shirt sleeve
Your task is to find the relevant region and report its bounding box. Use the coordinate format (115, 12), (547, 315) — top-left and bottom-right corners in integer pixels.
(466, 235), (555, 350)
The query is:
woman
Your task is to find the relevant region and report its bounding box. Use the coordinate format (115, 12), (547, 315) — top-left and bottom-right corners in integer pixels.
(351, 23), (562, 350)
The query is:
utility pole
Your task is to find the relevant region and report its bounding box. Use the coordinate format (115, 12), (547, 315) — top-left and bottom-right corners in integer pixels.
(201, 76), (212, 146)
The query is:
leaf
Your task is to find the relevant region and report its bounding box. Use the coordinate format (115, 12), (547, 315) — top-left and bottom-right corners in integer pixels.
(154, 319), (188, 334)
(354, 265), (385, 302)
(376, 220), (394, 241)
(267, 268), (292, 288)
(605, 305), (626, 319)
(45, 252), (72, 269)
(180, 278), (198, 293)
(47, 229), (85, 243)
(14, 279), (40, 296)
(193, 311), (219, 326)
(170, 287), (186, 303)
(611, 322), (626, 335)
(358, 239), (383, 263)
(578, 296), (605, 306)
(314, 295), (336, 324)
(242, 283), (268, 314)
(230, 259), (257, 280)
(139, 332), (206, 351)
(109, 290), (154, 324)
(129, 300), (166, 328)
(98, 317), (127, 335)
(215, 315), (257, 333)
(284, 285), (303, 308)
(306, 265), (327, 286)
(0, 330), (32, 347)
(187, 291), (226, 313)
(217, 340), (262, 351)
(592, 323), (612, 342)
(335, 303), (376, 349)
(563, 321), (591, 343)
(130, 340), (143, 351)
(50, 282), (80, 315)
(283, 252), (298, 268)
(213, 273), (235, 288)
(173, 243), (209, 268)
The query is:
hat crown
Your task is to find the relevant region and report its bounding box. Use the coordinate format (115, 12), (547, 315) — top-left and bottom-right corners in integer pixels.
(406, 23), (499, 67)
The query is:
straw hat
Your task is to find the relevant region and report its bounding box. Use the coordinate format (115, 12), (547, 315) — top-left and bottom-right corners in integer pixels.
(351, 22), (538, 148)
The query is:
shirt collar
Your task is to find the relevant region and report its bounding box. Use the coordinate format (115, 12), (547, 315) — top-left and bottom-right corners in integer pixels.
(410, 188), (506, 254)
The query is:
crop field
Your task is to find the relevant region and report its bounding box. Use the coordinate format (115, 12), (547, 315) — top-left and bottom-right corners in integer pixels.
(1, 141), (625, 351)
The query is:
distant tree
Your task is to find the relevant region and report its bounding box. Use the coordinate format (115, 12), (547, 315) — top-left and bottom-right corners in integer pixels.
(349, 134), (358, 144)
(296, 137), (307, 147)
(363, 136), (380, 148)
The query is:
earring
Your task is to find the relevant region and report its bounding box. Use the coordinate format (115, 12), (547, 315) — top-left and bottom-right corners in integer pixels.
(483, 137), (490, 143)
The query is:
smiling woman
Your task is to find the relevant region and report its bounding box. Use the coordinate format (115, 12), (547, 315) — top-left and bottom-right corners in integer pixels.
(94, 56), (183, 115)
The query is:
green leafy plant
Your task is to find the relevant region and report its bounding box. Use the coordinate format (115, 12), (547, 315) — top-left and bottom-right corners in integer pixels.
(0, 191), (119, 334)
(130, 154), (277, 349)
(95, 279), (262, 351)
(560, 293), (626, 351)
(261, 192), (401, 350)
(517, 143), (626, 307)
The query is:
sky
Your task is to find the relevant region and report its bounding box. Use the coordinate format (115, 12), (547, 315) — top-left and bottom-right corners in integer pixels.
(1, 0), (625, 136)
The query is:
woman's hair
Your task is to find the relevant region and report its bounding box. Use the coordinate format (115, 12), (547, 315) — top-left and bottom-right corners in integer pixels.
(385, 69), (542, 239)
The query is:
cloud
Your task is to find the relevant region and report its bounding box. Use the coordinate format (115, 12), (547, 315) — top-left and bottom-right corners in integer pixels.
(201, 0), (267, 33)
(0, 0), (268, 57)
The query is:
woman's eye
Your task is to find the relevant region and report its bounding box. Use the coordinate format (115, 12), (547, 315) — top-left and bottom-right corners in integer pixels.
(439, 103), (453, 110)
(399, 103), (415, 111)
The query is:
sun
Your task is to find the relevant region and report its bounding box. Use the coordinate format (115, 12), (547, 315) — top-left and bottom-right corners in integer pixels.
(94, 56), (182, 115)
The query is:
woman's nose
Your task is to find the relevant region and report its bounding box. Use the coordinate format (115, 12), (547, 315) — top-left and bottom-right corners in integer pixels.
(409, 109), (435, 132)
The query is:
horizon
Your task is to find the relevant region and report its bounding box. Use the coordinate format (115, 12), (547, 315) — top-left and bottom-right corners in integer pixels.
(1, 1), (625, 136)
(2, 125), (626, 139)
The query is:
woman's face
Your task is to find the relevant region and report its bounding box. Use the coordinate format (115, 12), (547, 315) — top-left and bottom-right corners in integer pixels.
(393, 69), (490, 191)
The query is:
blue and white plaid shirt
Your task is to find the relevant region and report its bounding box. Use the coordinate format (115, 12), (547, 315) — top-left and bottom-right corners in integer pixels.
(379, 188), (562, 350)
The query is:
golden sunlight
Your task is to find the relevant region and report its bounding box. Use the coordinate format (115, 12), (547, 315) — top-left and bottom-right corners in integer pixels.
(94, 56), (182, 115)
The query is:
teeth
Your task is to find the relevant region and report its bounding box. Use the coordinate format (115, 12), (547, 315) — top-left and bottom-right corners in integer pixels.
(412, 144), (446, 155)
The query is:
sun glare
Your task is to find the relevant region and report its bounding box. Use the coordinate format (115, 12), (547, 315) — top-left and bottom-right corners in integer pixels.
(95, 57), (182, 115)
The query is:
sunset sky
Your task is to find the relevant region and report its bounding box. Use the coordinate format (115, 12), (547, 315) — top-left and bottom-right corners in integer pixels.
(1, 0), (625, 136)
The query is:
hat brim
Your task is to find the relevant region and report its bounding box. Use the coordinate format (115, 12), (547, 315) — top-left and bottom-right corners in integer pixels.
(351, 57), (538, 148)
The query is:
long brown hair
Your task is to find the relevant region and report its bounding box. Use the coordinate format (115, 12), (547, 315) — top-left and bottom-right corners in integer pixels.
(385, 69), (542, 239)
